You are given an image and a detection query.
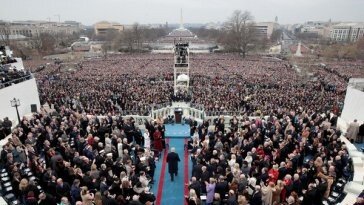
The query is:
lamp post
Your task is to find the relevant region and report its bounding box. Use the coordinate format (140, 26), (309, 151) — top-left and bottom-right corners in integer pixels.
(10, 98), (21, 124)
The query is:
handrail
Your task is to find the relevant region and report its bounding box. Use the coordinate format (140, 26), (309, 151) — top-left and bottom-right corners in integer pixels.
(205, 110), (245, 117)
(119, 110), (151, 116)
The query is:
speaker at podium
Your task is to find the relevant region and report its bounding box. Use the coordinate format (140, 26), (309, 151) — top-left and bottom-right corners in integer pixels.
(174, 108), (183, 124)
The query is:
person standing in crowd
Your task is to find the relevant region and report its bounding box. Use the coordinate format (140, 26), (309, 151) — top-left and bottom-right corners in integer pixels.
(0, 119), (5, 140)
(358, 122), (364, 143)
(347, 119), (360, 142)
(3, 117), (12, 136)
(205, 178), (216, 205)
(70, 179), (82, 204)
(250, 185), (262, 205)
(166, 147), (180, 181)
(56, 178), (70, 201)
(153, 127), (163, 157)
(144, 129), (151, 149)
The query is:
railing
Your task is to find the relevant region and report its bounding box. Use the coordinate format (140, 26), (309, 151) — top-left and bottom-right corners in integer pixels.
(151, 104), (206, 120)
(190, 103), (205, 110)
(0, 74), (33, 89)
(205, 110), (245, 117)
(119, 110), (151, 116)
(90, 114), (152, 126)
(151, 102), (172, 110)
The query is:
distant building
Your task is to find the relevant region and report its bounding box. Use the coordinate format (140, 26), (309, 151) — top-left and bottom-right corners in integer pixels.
(0, 20), (82, 37)
(299, 21), (332, 38)
(94, 21), (124, 35)
(254, 22), (279, 39)
(330, 23), (364, 42)
(151, 11), (217, 53)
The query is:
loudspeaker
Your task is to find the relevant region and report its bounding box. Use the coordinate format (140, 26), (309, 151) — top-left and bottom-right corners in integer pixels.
(30, 104), (37, 113)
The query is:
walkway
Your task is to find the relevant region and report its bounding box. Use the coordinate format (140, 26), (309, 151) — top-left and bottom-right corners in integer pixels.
(152, 125), (192, 205)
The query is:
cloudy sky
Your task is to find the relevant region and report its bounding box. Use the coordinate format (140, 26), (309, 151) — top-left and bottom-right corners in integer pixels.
(0, 0), (363, 25)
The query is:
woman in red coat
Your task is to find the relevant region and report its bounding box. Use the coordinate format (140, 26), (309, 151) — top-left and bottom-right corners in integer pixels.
(268, 164), (279, 184)
(153, 129), (163, 154)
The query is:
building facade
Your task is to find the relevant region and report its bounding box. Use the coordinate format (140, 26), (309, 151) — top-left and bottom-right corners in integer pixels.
(254, 22), (279, 39)
(94, 21), (124, 35)
(330, 23), (364, 42)
(0, 20), (83, 38)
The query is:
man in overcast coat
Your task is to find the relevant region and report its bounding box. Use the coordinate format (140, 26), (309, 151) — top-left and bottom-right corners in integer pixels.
(166, 147), (180, 181)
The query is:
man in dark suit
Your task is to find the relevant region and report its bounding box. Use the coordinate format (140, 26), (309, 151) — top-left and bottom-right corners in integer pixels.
(226, 190), (238, 205)
(38, 192), (57, 205)
(192, 160), (203, 181)
(359, 122), (364, 143)
(250, 185), (262, 205)
(56, 178), (71, 201)
(188, 177), (202, 198)
(302, 183), (318, 205)
(166, 147), (180, 181)
(215, 175), (229, 200)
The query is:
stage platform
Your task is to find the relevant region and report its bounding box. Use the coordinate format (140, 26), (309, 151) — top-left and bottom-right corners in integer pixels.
(165, 124), (190, 138)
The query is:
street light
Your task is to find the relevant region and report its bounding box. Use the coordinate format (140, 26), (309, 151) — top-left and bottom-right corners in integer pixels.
(10, 98), (21, 124)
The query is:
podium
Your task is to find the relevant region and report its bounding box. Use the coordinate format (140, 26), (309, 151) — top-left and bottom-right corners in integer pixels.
(174, 108), (183, 124)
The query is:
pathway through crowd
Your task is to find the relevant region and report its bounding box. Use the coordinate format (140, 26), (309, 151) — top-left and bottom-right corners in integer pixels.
(152, 127), (192, 205)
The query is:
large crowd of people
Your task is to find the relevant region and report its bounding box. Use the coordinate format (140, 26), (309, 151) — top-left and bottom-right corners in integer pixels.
(0, 99), (360, 205)
(29, 54), (174, 116)
(186, 109), (355, 205)
(25, 54), (364, 117)
(0, 53), (361, 205)
(1, 107), (166, 205)
(1, 46), (32, 88)
(0, 63), (32, 88)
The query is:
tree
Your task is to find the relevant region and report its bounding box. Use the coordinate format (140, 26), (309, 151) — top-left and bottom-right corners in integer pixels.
(30, 33), (56, 55)
(132, 23), (143, 50)
(120, 29), (136, 52)
(0, 22), (11, 46)
(101, 42), (111, 58)
(270, 29), (283, 43)
(356, 37), (364, 60)
(142, 27), (167, 42)
(223, 10), (257, 57)
(190, 27), (223, 42)
(323, 43), (359, 60)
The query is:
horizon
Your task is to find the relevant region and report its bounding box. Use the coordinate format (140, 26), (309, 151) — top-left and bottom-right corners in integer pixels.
(0, 0), (363, 26)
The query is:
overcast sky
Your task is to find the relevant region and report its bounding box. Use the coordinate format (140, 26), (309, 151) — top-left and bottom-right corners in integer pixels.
(0, 0), (363, 25)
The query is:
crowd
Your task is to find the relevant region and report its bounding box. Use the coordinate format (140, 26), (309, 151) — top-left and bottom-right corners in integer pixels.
(30, 54), (174, 116)
(186, 109), (354, 205)
(0, 104), (357, 205)
(0, 107), (168, 205)
(27, 54), (364, 117)
(1, 46), (32, 88)
(0, 53), (363, 205)
(322, 62), (364, 81)
(0, 63), (32, 88)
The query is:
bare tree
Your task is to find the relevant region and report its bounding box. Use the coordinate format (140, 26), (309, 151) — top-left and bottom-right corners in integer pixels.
(123, 29), (135, 51)
(270, 29), (283, 43)
(223, 10), (257, 57)
(101, 43), (111, 58)
(132, 23), (142, 50)
(0, 22), (12, 46)
(117, 23), (146, 52)
(30, 32), (56, 55)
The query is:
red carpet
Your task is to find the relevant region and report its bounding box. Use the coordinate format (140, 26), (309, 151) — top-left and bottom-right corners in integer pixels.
(155, 138), (170, 205)
(184, 138), (189, 205)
